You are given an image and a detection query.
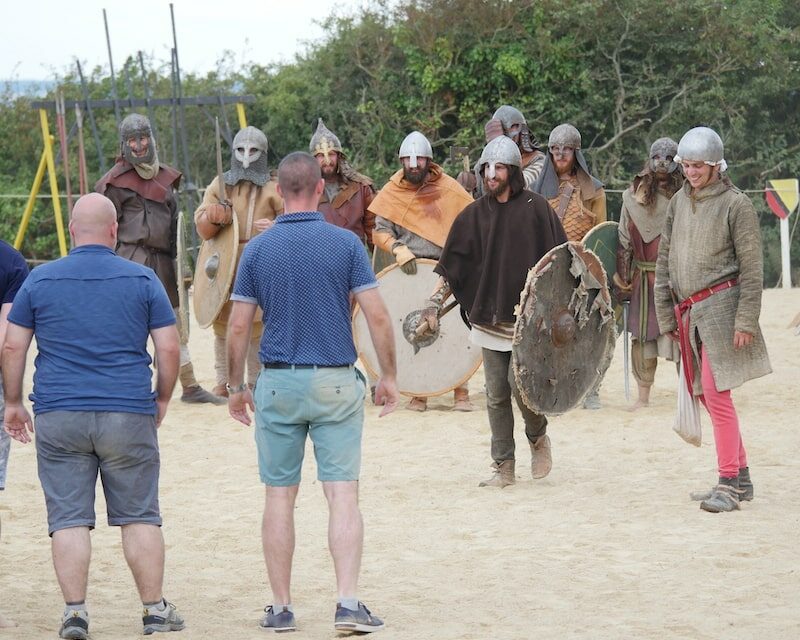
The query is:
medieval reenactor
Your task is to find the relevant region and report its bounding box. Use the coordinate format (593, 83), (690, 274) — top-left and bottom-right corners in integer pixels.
(425, 136), (568, 486)
(96, 113), (223, 404)
(369, 131), (475, 412)
(615, 138), (683, 410)
(461, 105), (545, 197)
(654, 126), (771, 513)
(309, 119), (376, 250)
(532, 123), (607, 409)
(194, 126), (283, 398)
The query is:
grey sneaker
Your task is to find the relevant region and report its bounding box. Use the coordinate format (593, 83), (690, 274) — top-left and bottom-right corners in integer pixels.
(181, 385), (227, 405)
(334, 602), (384, 633)
(142, 599), (185, 634)
(259, 606), (296, 633)
(59, 608), (89, 639)
(691, 469), (753, 502)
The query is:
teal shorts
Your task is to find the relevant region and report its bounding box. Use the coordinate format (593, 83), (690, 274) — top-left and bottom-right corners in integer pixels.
(254, 365), (366, 486)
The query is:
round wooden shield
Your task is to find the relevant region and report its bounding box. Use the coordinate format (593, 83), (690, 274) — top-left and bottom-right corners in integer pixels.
(512, 242), (616, 416)
(582, 221), (618, 282)
(583, 220), (624, 332)
(192, 215), (239, 329)
(353, 259), (482, 397)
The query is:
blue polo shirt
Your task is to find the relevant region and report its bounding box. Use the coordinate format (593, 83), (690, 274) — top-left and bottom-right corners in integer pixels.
(0, 240), (29, 304)
(8, 245), (176, 415)
(232, 211), (377, 365)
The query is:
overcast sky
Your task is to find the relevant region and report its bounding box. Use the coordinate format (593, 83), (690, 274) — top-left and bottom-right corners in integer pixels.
(2, 0), (369, 80)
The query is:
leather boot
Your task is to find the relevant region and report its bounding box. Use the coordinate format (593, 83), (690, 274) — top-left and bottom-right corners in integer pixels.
(529, 435), (552, 479)
(478, 460), (515, 488)
(700, 476), (742, 513)
(690, 467), (753, 502)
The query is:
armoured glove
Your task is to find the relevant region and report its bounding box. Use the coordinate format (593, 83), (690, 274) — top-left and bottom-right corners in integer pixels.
(205, 202), (233, 226)
(392, 244), (417, 275)
(484, 118), (505, 143)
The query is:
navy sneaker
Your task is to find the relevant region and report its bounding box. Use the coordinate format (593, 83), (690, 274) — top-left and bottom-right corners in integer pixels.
(59, 608), (89, 640)
(142, 599), (185, 635)
(259, 605), (296, 633)
(334, 602), (384, 633)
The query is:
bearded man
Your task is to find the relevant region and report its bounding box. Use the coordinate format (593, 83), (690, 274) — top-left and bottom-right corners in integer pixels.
(194, 126), (283, 398)
(369, 131), (475, 412)
(309, 119), (375, 249)
(615, 138), (683, 410)
(96, 113), (222, 405)
(531, 123), (607, 409)
(655, 126), (771, 513)
(429, 136), (567, 486)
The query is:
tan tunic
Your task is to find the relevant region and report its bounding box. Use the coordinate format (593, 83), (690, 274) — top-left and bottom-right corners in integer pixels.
(194, 177), (283, 332)
(654, 179), (771, 394)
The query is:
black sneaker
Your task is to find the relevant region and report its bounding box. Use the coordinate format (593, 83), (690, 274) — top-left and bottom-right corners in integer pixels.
(334, 602), (384, 633)
(59, 609), (89, 639)
(259, 605), (296, 633)
(142, 599), (185, 634)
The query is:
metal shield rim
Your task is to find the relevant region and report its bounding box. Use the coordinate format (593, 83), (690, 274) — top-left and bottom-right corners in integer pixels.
(192, 215), (240, 329)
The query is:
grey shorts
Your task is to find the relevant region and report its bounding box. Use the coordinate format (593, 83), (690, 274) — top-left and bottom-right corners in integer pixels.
(35, 411), (162, 535)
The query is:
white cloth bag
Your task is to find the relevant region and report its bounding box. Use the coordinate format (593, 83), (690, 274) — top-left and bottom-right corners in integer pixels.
(673, 364), (702, 447)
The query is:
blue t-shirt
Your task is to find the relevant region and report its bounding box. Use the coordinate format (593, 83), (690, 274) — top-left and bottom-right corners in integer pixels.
(0, 240), (29, 304)
(8, 245), (176, 415)
(232, 211), (377, 365)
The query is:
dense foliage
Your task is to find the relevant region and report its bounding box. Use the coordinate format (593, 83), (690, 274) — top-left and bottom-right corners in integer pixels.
(2, 0), (799, 283)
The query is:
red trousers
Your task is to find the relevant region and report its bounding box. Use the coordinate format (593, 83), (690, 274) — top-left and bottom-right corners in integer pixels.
(698, 345), (747, 478)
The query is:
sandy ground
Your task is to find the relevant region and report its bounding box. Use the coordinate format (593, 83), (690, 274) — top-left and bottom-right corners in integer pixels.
(1, 288), (799, 640)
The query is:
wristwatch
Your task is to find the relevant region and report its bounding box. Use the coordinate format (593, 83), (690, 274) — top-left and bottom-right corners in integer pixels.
(225, 382), (248, 395)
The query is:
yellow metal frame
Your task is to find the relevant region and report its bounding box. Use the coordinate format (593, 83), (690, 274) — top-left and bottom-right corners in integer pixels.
(15, 108), (68, 257)
(236, 103), (247, 129)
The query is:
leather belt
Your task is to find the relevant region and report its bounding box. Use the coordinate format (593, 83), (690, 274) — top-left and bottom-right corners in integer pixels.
(263, 362), (350, 369)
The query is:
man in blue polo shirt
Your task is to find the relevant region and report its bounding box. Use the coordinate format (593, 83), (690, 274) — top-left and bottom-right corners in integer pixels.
(2, 193), (185, 639)
(227, 151), (399, 634)
(0, 238), (29, 629)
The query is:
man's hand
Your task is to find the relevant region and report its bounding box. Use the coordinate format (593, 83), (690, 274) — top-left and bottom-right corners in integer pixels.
(667, 329), (680, 342)
(3, 404), (33, 444)
(228, 388), (255, 426)
(733, 330), (753, 349)
(253, 218), (274, 233)
(418, 306), (440, 335)
(373, 377), (399, 417)
(205, 203), (233, 226)
(484, 118), (504, 143)
(392, 244), (417, 275)
(612, 273), (633, 303)
(155, 398), (169, 428)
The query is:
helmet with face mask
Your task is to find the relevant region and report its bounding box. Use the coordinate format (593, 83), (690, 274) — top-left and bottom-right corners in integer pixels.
(674, 127), (726, 172)
(224, 126), (269, 186)
(492, 105), (539, 153)
(309, 118), (343, 159)
(478, 136), (521, 179)
(649, 137), (678, 174)
(398, 131), (433, 168)
(119, 113), (156, 165)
